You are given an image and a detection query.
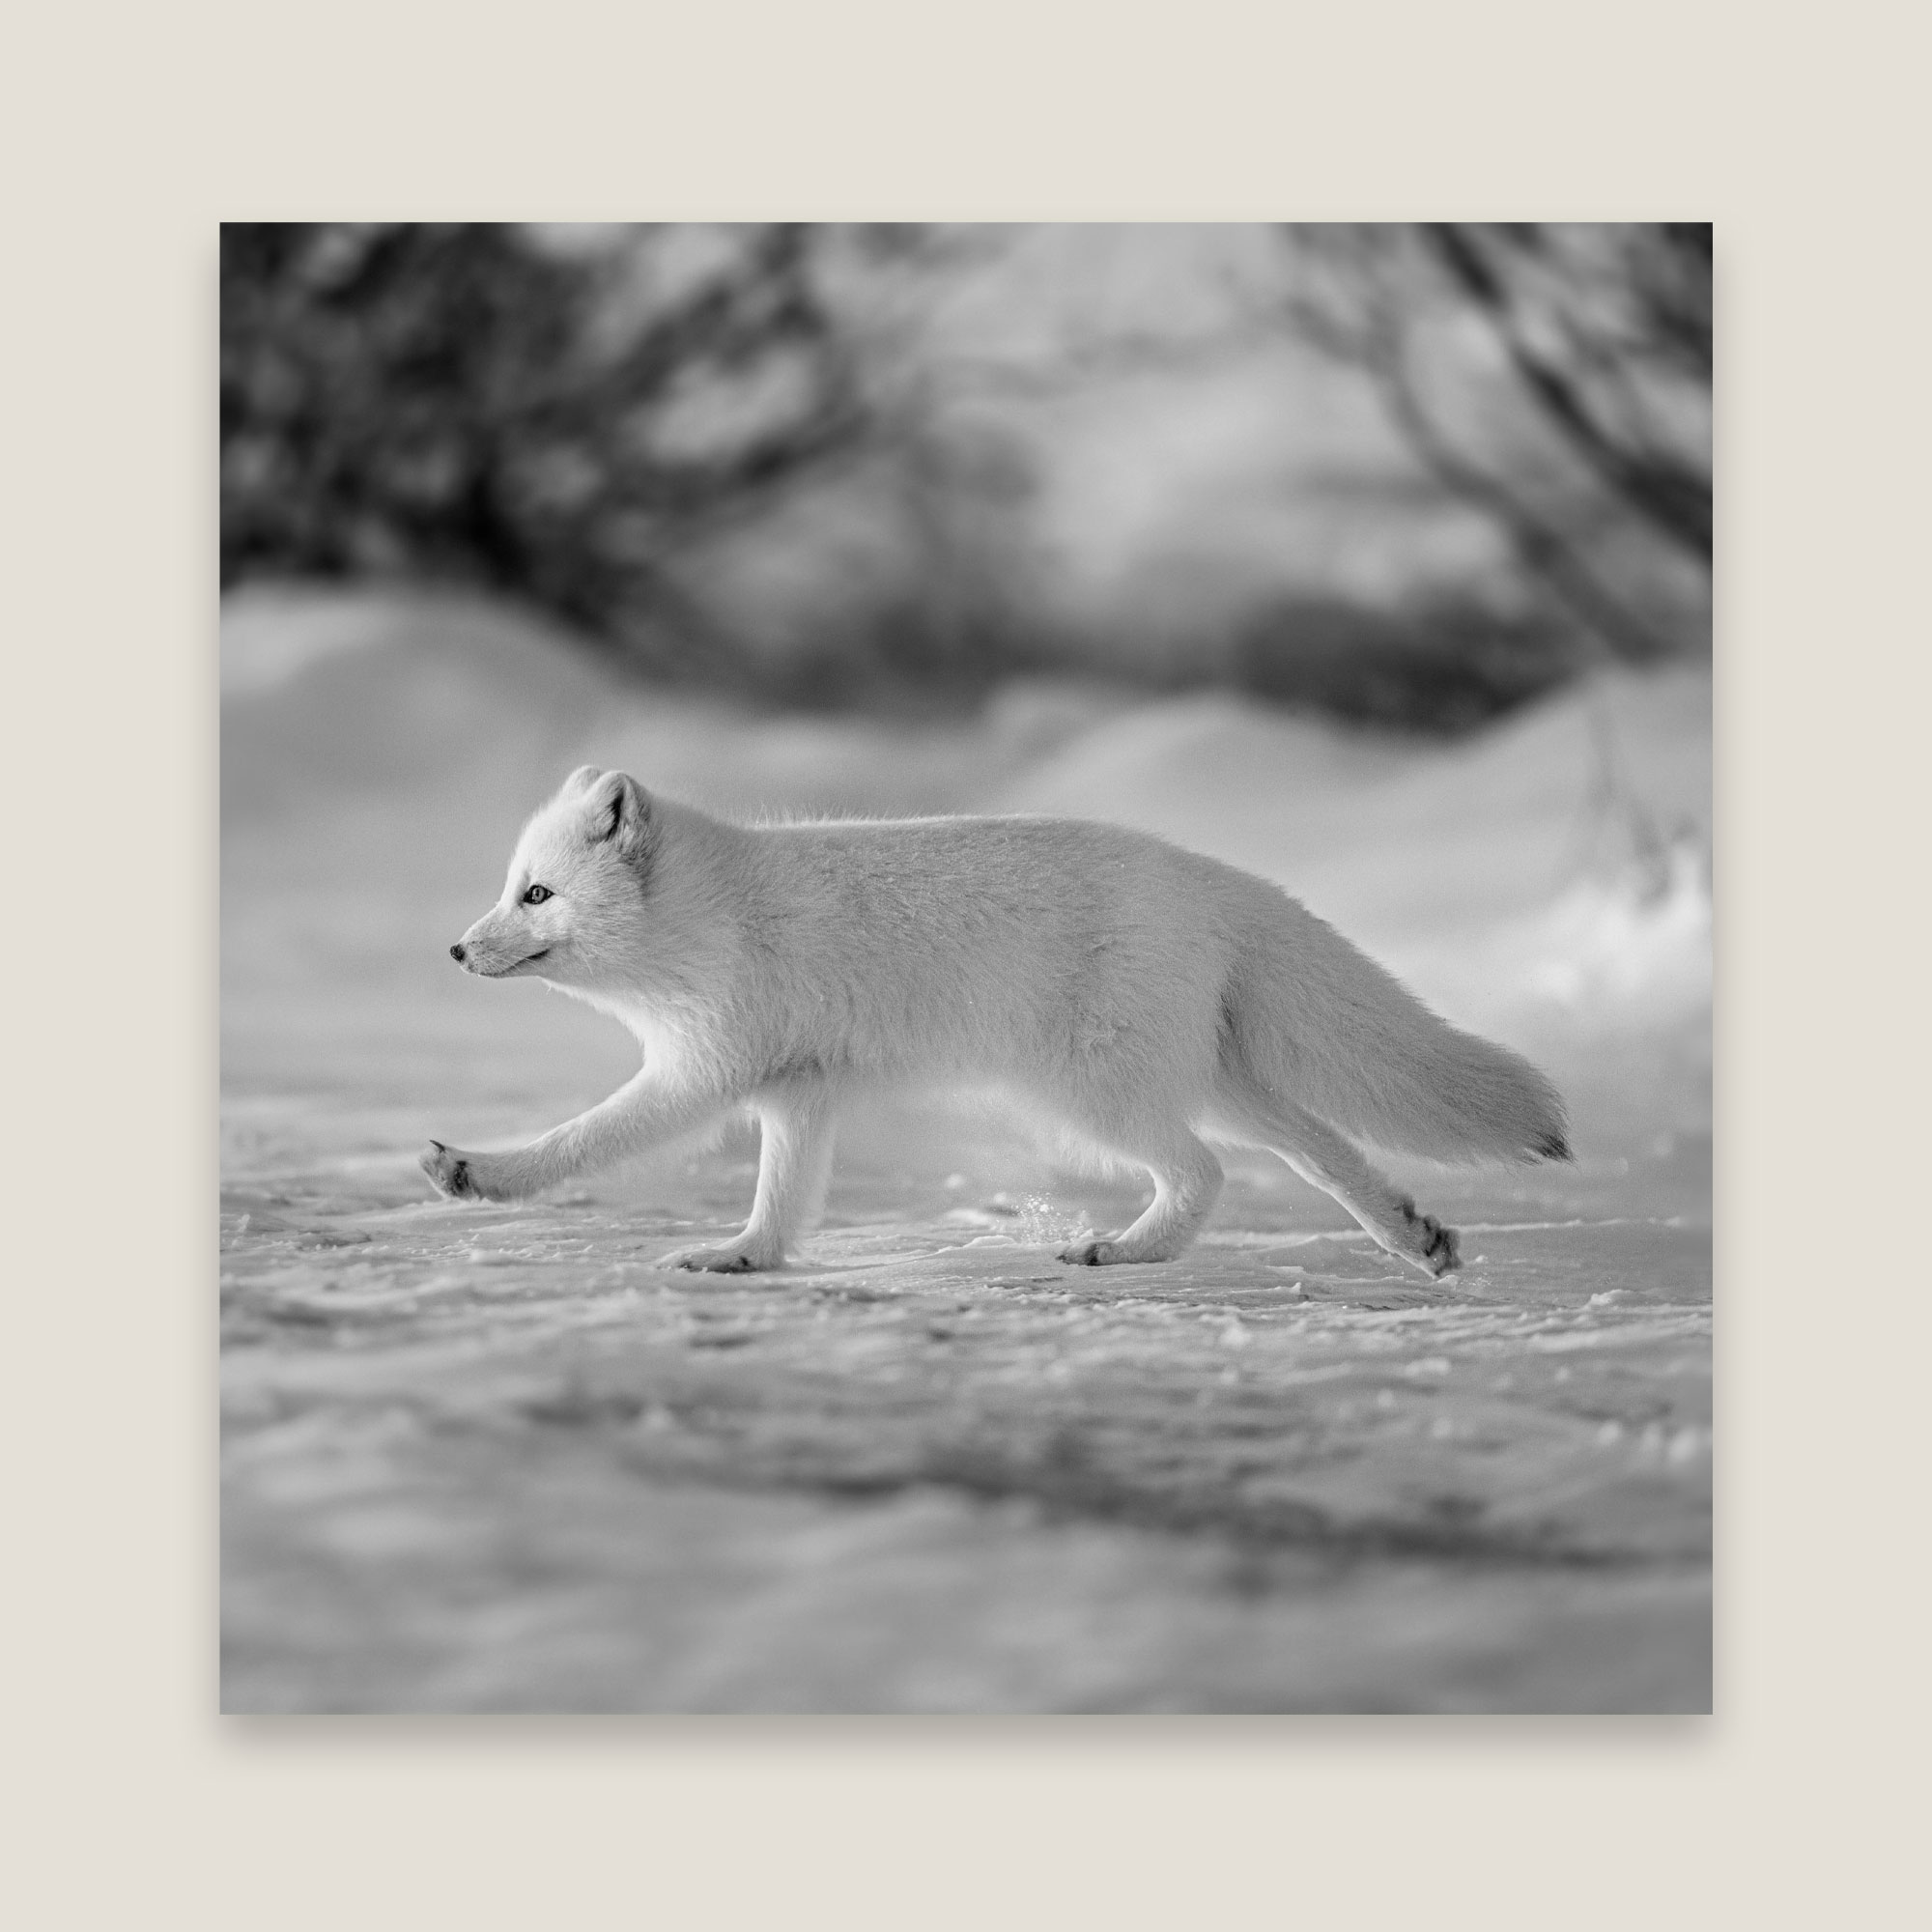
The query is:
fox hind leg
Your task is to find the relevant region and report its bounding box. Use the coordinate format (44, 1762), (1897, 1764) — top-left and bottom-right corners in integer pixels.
(1059, 1131), (1224, 1266)
(1223, 1093), (1461, 1280)
(662, 1087), (838, 1273)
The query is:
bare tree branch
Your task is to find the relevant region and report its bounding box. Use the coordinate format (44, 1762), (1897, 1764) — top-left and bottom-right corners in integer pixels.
(220, 222), (873, 678)
(1281, 229), (1682, 667)
(1424, 224), (1711, 563)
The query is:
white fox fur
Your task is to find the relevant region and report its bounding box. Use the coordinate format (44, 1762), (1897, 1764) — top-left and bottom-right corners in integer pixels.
(422, 766), (1571, 1278)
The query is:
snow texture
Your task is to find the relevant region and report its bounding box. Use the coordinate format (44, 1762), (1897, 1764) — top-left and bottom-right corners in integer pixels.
(221, 588), (1711, 1712)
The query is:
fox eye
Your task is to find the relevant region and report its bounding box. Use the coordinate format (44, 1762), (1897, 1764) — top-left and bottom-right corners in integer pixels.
(521, 884), (554, 905)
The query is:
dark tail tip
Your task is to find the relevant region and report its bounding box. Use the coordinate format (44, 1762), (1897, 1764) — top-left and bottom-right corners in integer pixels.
(1534, 1133), (1574, 1163)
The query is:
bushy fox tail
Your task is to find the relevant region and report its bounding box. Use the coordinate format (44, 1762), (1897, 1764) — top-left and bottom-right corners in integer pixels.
(1220, 897), (1571, 1165)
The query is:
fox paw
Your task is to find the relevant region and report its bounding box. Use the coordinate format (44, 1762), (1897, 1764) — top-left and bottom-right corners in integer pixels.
(1059, 1238), (1171, 1266)
(660, 1243), (778, 1274)
(1396, 1200), (1461, 1279)
(420, 1141), (481, 1200)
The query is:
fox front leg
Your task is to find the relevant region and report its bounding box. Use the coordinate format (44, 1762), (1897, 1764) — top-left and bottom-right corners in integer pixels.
(420, 1072), (729, 1205)
(419, 1135), (582, 1202)
(419, 1140), (520, 1201)
(659, 1088), (836, 1272)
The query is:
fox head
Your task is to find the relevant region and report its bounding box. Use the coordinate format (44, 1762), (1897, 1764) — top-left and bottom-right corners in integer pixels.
(449, 767), (661, 990)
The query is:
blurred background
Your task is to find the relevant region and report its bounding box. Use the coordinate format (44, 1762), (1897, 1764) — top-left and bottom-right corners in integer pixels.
(220, 226), (1711, 1713)
(223, 222), (1709, 724)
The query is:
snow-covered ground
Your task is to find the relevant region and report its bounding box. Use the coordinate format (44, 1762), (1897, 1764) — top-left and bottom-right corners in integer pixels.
(220, 588), (1711, 1712)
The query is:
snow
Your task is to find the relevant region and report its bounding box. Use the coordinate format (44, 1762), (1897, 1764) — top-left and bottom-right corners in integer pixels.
(221, 586), (1711, 1712)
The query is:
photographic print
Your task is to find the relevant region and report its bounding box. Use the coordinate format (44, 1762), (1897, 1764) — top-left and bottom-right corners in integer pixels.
(219, 223), (1712, 1713)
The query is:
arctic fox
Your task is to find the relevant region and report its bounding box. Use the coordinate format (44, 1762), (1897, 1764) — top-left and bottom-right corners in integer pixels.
(421, 767), (1570, 1277)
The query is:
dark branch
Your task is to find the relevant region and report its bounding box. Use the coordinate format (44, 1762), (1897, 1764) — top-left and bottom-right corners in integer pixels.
(1425, 224), (1711, 564)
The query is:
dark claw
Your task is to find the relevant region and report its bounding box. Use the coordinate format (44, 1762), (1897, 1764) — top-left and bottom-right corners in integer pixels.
(421, 1142), (474, 1199)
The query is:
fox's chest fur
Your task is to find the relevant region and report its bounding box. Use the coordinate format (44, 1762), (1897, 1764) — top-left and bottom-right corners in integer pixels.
(424, 767), (1570, 1279)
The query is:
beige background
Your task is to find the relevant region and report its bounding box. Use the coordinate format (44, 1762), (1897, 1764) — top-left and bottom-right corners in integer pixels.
(4, 0), (1926, 1923)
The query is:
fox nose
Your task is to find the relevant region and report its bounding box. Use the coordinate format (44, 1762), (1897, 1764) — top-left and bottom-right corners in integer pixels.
(449, 943), (467, 963)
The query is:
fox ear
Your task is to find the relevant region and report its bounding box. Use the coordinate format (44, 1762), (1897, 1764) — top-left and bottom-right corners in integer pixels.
(582, 770), (652, 857)
(558, 764), (603, 798)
